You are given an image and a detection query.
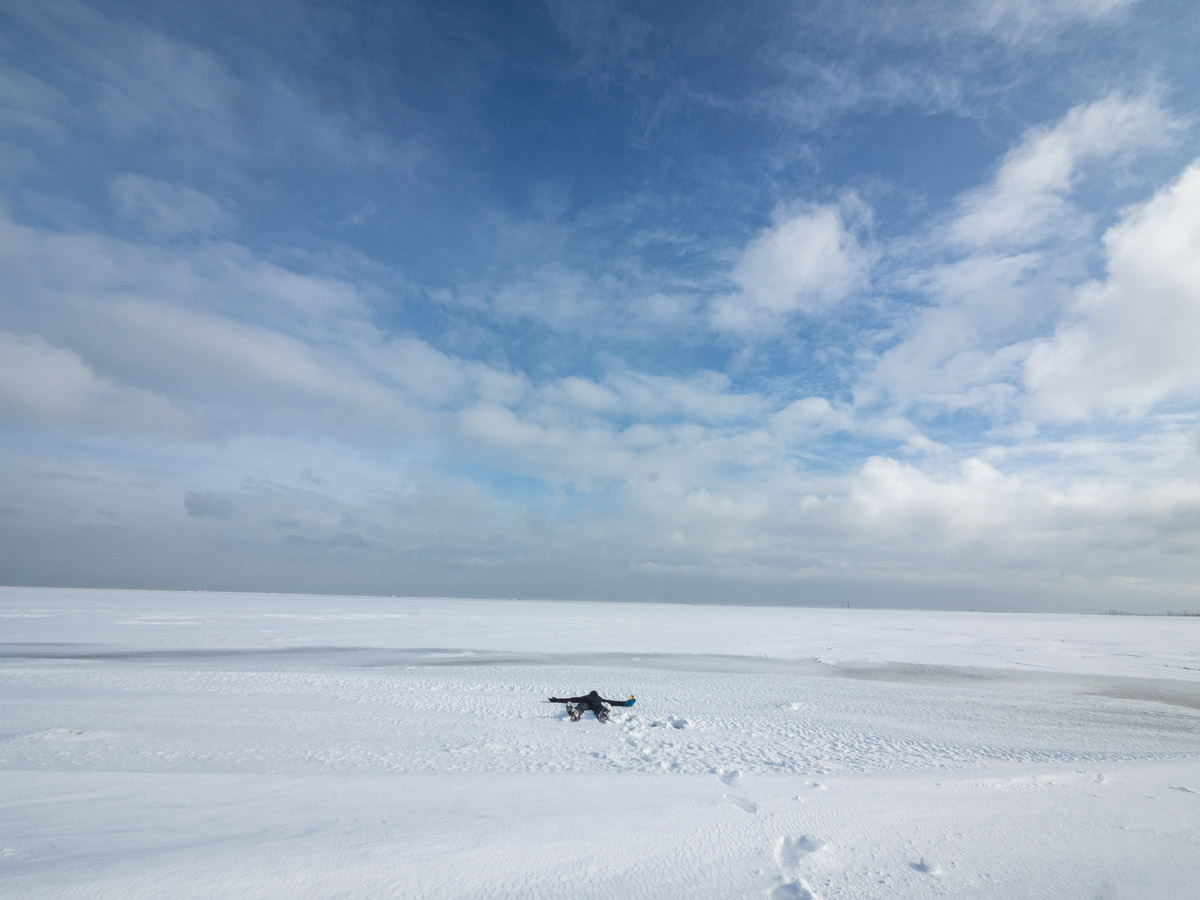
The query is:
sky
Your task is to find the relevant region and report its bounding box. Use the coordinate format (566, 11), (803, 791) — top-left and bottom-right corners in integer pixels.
(2, 0), (1199, 612)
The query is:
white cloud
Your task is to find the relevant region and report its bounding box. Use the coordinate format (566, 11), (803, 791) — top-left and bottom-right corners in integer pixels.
(0, 209), (363, 338)
(0, 67), (68, 140)
(792, 442), (1200, 584)
(754, 0), (1136, 132)
(1025, 161), (1200, 420)
(0, 330), (196, 434)
(773, 397), (854, 440)
(856, 95), (1181, 422)
(542, 377), (622, 417)
(460, 376), (750, 481)
(857, 253), (1053, 415)
(6, 0), (413, 172)
(712, 200), (872, 332)
(460, 404), (552, 454)
(490, 265), (604, 333)
(481, 262), (702, 341)
(841, 455), (1016, 542)
(949, 93), (1175, 250)
(970, 0), (1134, 37)
(456, 372), (787, 504)
(0, 209), (516, 440)
(358, 337), (513, 411)
(108, 299), (399, 414)
(758, 56), (968, 130)
(111, 174), (234, 238)
(854, 0), (1135, 44)
(604, 370), (765, 424)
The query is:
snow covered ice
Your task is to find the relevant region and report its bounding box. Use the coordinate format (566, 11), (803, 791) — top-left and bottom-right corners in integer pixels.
(2, 588), (1198, 898)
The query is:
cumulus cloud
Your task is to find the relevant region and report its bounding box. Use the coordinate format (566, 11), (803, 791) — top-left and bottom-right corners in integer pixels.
(712, 200), (872, 332)
(857, 95), (1180, 421)
(548, 376), (622, 416)
(841, 455), (1016, 543)
(857, 252), (1052, 415)
(1025, 161), (1200, 420)
(949, 93), (1175, 250)
(773, 397), (854, 440)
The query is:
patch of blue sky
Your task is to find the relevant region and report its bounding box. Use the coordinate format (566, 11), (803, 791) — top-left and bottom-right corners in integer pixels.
(437, 458), (554, 507)
(824, 110), (1004, 219)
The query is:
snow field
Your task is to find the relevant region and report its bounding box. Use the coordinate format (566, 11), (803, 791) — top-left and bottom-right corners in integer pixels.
(1, 588), (1198, 898)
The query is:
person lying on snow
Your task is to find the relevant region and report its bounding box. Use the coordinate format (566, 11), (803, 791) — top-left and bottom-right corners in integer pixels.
(548, 690), (635, 721)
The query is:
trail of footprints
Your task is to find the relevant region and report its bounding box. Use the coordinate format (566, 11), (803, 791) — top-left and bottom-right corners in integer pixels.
(710, 768), (942, 898)
(710, 769), (824, 898)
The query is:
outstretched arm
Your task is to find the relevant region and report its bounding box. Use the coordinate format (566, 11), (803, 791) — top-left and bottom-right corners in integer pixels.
(599, 696), (633, 707)
(548, 696), (585, 703)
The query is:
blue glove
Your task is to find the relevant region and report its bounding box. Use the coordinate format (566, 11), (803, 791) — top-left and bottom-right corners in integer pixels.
(624, 696), (636, 707)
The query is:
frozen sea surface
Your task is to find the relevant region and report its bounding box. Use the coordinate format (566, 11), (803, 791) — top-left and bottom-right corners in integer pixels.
(1, 588), (1198, 898)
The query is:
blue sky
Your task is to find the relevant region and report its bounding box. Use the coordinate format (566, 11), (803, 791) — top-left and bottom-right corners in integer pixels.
(2, 0), (1200, 610)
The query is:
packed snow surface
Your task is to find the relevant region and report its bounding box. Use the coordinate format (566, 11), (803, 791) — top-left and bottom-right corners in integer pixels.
(1, 588), (1198, 899)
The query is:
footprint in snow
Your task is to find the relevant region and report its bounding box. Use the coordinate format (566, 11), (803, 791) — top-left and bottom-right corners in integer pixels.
(769, 878), (816, 899)
(726, 795), (758, 814)
(775, 835), (825, 871)
(716, 769), (742, 785)
(650, 716), (692, 729)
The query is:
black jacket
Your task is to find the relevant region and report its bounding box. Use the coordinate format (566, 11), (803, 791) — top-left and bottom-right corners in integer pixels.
(548, 690), (629, 712)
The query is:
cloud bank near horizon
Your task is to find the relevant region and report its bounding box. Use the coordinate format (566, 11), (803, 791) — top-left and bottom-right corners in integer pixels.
(2, 0), (1199, 611)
